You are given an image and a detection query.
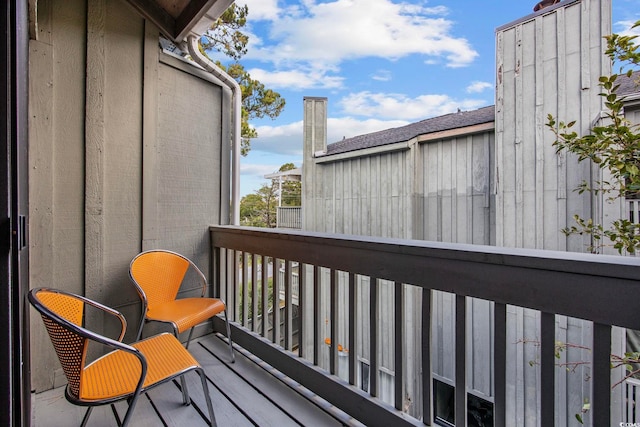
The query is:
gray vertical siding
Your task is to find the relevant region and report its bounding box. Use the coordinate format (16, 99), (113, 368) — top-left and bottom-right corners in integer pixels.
(495, 1), (613, 425)
(28, 0), (231, 392)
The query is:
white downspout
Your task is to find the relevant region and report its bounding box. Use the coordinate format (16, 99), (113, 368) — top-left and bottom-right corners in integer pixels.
(187, 35), (241, 225)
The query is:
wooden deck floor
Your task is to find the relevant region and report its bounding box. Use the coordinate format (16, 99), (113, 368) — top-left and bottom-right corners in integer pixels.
(32, 333), (361, 427)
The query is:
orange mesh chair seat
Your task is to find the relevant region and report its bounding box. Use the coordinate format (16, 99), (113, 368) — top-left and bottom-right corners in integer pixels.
(29, 288), (218, 427)
(145, 298), (226, 335)
(129, 250), (234, 362)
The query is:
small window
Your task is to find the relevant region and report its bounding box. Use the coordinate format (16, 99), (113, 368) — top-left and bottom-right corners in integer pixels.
(467, 393), (493, 427)
(360, 361), (370, 393)
(433, 380), (494, 427)
(434, 380), (455, 426)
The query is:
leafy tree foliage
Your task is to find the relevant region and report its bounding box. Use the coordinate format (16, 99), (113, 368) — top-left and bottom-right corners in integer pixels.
(277, 163), (302, 206)
(240, 186), (277, 228)
(198, 4), (286, 156)
(240, 163), (301, 227)
(547, 20), (640, 253)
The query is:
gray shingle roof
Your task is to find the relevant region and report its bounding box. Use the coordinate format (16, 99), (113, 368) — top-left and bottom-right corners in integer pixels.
(617, 70), (640, 97)
(323, 71), (640, 157)
(325, 105), (495, 156)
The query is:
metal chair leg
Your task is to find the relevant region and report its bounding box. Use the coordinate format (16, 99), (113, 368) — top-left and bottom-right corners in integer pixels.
(197, 368), (217, 427)
(224, 309), (235, 363)
(185, 327), (195, 349)
(180, 374), (191, 405)
(80, 407), (93, 427)
(110, 404), (123, 427)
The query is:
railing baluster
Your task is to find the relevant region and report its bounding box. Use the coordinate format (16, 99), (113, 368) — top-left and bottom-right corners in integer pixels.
(349, 272), (356, 385)
(261, 255), (268, 338)
(285, 260), (292, 350)
(330, 269), (338, 375)
(299, 263), (306, 358)
(540, 311), (555, 426)
(242, 252), (248, 327)
(313, 266), (321, 365)
(494, 302), (507, 427)
(251, 253), (258, 332)
(231, 249), (238, 321)
(593, 322), (612, 426)
(422, 288), (433, 424)
(273, 258), (281, 346)
(394, 281), (404, 411)
(212, 246), (220, 298)
(455, 294), (467, 426)
(370, 277), (379, 397)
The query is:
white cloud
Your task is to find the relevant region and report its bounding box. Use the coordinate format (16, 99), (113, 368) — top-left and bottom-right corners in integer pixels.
(240, 0), (280, 20)
(466, 81), (493, 93)
(247, 115), (411, 157)
(338, 91), (488, 120)
(371, 69), (392, 82)
(614, 19), (640, 36)
(248, 67), (345, 90)
(241, 0), (478, 68)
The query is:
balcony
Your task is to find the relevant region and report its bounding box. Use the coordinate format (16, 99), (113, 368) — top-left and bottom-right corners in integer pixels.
(33, 226), (640, 426)
(276, 206), (302, 229)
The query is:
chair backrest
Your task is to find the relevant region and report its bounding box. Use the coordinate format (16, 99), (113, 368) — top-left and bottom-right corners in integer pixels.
(29, 288), (94, 399)
(129, 250), (191, 310)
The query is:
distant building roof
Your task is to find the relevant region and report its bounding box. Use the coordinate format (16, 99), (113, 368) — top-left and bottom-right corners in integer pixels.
(325, 105), (495, 156)
(618, 70), (640, 98)
(324, 71), (640, 158)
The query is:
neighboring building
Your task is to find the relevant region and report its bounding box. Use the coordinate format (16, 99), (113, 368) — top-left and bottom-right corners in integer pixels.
(301, 0), (637, 424)
(265, 168), (303, 229)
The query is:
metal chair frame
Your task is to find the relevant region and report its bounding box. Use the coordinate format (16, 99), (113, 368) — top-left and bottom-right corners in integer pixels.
(29, 287), (217, 427)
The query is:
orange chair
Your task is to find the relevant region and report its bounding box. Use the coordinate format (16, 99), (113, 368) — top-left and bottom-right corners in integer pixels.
(28, 287), (217, 427)
(129, 250), (234, 362)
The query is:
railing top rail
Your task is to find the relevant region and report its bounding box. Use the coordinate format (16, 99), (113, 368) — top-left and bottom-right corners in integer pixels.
(210, 225), (640, 329)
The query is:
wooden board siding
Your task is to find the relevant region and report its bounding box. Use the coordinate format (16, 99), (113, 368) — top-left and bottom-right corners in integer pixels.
(28, 0), (231, 392)
(494, 2), (613, 425)
(495, 0), (611, 252)
(29, 0), (91, 392)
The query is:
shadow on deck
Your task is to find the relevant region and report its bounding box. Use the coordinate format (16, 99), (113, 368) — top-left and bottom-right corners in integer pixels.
(32, 333), (359, 427)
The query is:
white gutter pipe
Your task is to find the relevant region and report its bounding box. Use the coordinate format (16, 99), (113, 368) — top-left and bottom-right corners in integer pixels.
(187, 35), (241, 225)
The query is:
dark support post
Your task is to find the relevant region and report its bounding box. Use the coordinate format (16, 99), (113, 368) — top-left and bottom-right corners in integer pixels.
(540, 311), (555, 427)
(593, 323), (612, 426)
(261, 255), (268, 337)
(370, 278), (379, 397)
(251, 254), (258, 332)
(273, 259), (281, 346)
(242, 252), (248, 326)
(313, 266), (321, 365)
(330, 269), (338, 375)
(455, 295), (466, 426)
(298, 263), (306, 358)
(348, 273), (356, 385)
(422, 289), (433, 425)
(230, 249), (237, 321)
(285, 260), (292, 350)
(394, 282), (404, 411)
(494, 303), (507, 427)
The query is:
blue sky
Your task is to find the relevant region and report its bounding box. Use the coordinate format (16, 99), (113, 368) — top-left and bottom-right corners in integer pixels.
(207, 0), (640, 197)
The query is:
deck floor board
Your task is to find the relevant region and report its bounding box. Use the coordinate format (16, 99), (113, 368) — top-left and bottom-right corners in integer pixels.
(32, 333), (346, 427)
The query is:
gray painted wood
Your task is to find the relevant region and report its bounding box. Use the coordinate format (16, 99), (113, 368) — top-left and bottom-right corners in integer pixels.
(32, 334), (345, 427)
(28, 0), (233, 392)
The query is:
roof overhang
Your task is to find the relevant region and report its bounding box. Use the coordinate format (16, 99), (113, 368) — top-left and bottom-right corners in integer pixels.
(124, 0), (235, 43)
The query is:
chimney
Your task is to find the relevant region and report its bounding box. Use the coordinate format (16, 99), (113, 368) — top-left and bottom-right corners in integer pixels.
(303, 97), (328, 157)
(533, 0), (560, 12)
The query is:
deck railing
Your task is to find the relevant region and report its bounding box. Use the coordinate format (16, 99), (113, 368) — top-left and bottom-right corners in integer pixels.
(276, 206), (302, 229)
(209, 225), (640, 426)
